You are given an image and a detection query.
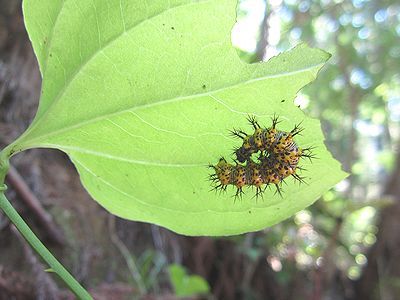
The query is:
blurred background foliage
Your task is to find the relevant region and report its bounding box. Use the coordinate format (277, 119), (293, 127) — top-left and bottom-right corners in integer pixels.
(0, 0), (400, 299)
(231, 0), (400, 298)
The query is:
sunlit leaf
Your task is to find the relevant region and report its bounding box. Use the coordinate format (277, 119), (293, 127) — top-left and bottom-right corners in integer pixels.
(12, 0), (347, 235)
(169, 264), (209, 297)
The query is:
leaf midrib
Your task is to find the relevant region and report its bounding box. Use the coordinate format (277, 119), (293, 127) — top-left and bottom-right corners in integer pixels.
(18, 62), (324, 149)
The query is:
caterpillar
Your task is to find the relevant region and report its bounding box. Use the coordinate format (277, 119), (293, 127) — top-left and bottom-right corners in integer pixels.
(208, 156), (306, 199)
(231, 115), (304, 163)
(209, 115), (315, 199)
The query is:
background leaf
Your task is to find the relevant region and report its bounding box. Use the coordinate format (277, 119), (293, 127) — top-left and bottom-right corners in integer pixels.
(168, 264), (210, 297)
(13, 0), (347, 235)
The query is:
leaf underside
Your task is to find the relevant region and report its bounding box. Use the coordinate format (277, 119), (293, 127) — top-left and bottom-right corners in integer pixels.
(17, 0), (347, 235)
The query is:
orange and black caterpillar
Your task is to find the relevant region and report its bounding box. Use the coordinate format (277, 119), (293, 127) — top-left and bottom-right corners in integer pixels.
(231, 115), (306, 163)
(208, 156), (306, 198)
(209, 115), (315, 199)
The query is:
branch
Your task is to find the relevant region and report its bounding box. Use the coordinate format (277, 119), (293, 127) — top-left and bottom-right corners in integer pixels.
(0, 191), (93, 299)
(6, 165), (65, 245)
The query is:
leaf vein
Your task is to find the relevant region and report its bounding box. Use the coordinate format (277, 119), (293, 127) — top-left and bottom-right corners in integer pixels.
(24, 0), (208, 142)
(45, 144), (204, 167)
(20, 61), (325, 148)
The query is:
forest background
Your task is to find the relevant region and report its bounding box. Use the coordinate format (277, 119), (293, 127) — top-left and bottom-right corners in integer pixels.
(0, 0), (399, 299)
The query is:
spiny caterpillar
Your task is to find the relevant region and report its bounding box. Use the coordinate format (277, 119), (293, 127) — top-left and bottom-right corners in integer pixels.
(209, 115), (315, 199)
(209, 157), (298, 198)
(231, 115), (304, 163)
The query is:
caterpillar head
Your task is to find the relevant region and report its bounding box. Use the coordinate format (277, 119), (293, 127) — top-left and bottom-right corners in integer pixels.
(234, 147), (250, 163)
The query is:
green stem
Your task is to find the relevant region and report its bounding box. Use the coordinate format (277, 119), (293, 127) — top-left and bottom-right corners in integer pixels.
(0, 150), (93, 300)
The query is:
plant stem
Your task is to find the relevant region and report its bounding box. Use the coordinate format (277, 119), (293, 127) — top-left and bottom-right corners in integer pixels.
(0, 150), (93, 300)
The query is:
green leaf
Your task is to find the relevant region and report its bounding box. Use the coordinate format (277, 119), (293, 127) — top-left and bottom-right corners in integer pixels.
(168, 264), (209, 297)
(13, 0), (347, 235)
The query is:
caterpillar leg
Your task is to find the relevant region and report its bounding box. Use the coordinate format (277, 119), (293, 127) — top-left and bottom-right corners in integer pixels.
(280, 177), (289, 186)
(292, 173), (307, 185)
(274, 183), (283, 197)
(209, 183), (227, 194)
(295, 165), (307, 172)
(208, 173), (220, 183)
(300, 147), (318, 161)
(290, 122), (304, 137)
(234, 187), (245, 200)
(247, 115), (261, 130)
(208, 164), (216, 170)
(207, 163), (219, 183)
(254, 186), (265, 200)
(263, 181), (284, 197)
(271, 113), (282, 129)
(229, 128), (248, 140)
